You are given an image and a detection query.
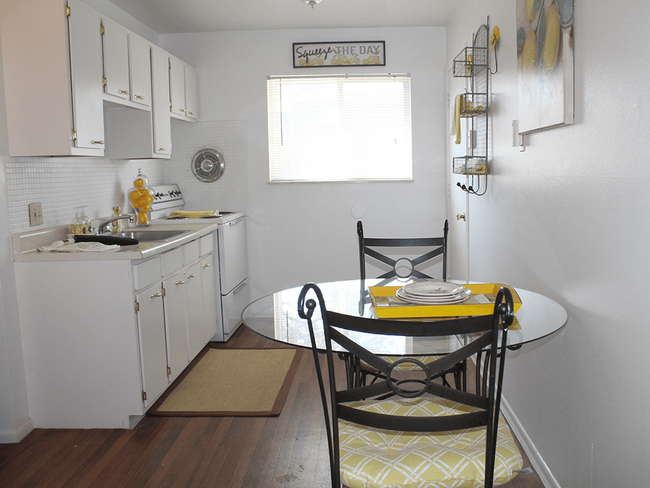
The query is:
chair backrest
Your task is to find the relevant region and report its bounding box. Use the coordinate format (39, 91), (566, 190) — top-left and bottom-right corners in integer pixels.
(298, 282), (514, 488)
(357, 219), (449, 281)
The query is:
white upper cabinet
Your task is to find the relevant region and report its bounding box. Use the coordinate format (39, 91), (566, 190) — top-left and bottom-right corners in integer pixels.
(101, 18), (151, 109)
(0, 0), (105, 157)
(184, 65), (198, 120)
(169, 56), (198, 122)
(129, 36), (153, 108)
(1, 0), (197, 157)
(151, 47), (172, 156)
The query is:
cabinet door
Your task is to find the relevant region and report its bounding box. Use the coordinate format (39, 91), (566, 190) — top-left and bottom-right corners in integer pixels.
(135, 284), (168, 407)
(185, 262), (206, 358)
(129, 35), (152, 108)
(163, 271), (189, 381)
(169, 56), (186, 117)
(68, 0), (105, 150)
(151, 47), (172, 156)
(101, 17), (130, 101)
(184, 65), (198, 120)
(200, 254), (219, 341)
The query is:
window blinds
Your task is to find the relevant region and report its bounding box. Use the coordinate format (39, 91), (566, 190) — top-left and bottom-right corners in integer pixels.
(267, 73), (413, 182)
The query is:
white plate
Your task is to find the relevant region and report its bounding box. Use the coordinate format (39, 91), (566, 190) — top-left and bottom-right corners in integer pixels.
(401, 282), (469, 298)
(396, 287), (472, 305)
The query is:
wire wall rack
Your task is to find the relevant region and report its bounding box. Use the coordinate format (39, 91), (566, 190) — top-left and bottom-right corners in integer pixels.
(453, 20), (490, 196)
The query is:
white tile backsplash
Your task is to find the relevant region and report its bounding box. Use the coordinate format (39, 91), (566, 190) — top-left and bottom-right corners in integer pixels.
(164, 119), (249, 213)
(4, 157), (165, 233)
(3, 119), (249, 233)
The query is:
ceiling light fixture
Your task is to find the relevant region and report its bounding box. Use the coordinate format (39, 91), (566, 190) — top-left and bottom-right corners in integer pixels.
(303, 0), (323, 8)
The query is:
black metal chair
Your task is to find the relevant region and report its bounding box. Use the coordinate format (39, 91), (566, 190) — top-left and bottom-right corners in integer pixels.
(357, 219), (448, 282)
(356, 219), (464, 390)
(298, 283), (523, 488)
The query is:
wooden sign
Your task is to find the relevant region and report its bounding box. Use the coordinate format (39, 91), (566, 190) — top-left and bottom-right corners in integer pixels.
(293, 41), (386, 68)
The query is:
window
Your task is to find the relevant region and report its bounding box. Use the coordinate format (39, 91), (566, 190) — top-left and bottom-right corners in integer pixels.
(267, 74), (413, 182)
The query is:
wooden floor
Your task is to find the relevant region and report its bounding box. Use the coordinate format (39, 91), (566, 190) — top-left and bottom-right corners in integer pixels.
(0, 326), (545, 488)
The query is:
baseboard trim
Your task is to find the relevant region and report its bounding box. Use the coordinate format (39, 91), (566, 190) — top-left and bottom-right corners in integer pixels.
(501, 396), (561, 488)
(0, 417), (34, 444)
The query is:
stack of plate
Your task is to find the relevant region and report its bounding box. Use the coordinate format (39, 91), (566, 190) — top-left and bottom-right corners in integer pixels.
(396, 282), (472, 305)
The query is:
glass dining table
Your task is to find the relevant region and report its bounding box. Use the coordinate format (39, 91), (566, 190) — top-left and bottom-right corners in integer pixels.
(241, 278), (568, 356)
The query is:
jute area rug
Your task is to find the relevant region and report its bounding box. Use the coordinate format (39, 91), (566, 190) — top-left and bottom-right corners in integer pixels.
(148, 345), (303, 417)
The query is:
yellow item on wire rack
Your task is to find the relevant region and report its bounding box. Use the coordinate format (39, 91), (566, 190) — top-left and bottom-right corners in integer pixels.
(454, 94), (464, 145)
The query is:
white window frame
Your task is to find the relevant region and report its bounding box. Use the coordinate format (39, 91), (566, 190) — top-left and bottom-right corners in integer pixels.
(267, 73), (413, 183)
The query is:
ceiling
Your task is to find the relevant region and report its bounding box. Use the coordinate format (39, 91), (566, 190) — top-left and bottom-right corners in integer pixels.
(106, 0), (456, 34)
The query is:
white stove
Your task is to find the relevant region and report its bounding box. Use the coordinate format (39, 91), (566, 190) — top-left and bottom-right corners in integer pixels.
(150, 184), (249, 342)
(149, 184), (244, 225)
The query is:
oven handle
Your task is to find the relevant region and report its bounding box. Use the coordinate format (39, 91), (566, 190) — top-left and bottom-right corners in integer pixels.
(233, 280), (248, 294)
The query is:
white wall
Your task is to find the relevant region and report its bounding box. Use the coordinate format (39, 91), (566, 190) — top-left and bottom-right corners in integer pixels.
(160, 27), (449, 298)
(446, 2), (650, 487)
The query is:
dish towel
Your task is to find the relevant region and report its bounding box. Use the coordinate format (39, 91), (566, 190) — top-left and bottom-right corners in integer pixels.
(169, 210), (216, 218)
(453, 94), (465, 145)
(38, 240), (120, 252)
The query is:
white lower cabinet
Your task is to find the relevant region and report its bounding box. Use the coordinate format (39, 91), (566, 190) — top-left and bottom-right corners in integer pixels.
(14, 232), (220, 429)
(162, 270), (190, 382)
(185, 262), (206, 359)
(135, 282), (168, 407)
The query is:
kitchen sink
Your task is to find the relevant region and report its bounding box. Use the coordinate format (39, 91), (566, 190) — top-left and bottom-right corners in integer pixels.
(115, 229), (187, 242)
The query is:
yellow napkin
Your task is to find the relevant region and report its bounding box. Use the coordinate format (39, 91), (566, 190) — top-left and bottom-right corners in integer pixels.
(454, 94), (464, 145)
(169, 210), (216, 218)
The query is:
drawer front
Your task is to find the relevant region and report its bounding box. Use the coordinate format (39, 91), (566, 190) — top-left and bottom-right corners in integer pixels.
(221, 279), (249, 339)
(199, 234), (214, 256)
(161, 248), (183, 276)
(133, 256), (161, 290)
(183, 239), (200, 265)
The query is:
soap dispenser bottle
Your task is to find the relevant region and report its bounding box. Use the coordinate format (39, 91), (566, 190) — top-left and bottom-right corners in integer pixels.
(70, 207), (84, 235)
(81, 206), (92, 234)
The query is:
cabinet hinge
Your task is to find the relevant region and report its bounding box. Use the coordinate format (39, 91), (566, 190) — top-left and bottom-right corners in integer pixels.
(167, 366), (171, 376)
(102, 77), (107, 86)
(71, 130), (77, 141)
(169, 60), (171, 69)
(162, 287), (167, 297)
(169, 100), (173, 108)
(65, 3), (70, 17)
(142, 390), (147, 402)
(100, 24), (105, 35)
(134, 300), (140, 312)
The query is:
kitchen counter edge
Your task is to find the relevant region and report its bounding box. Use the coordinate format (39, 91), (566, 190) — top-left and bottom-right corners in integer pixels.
(12, 222), (220, 262)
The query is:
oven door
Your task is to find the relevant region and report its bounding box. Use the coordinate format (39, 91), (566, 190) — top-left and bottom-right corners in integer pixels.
(218, 217), (248, 294)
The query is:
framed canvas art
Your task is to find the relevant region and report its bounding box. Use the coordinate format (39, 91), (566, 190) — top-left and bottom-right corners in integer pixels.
(516, 0), (574, 133)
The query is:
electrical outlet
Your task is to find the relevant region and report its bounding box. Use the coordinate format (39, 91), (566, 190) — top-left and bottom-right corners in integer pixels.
(28, 202), (43, 226)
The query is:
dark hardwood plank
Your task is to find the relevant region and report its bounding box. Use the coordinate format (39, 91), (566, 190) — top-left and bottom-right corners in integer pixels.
(0, 325), (545, 488)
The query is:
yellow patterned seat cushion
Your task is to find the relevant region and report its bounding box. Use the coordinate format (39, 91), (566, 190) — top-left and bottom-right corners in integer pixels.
(338, 397), (523, 488)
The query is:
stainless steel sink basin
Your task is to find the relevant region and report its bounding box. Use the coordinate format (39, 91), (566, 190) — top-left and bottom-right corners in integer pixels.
(115, 229), (187, 242)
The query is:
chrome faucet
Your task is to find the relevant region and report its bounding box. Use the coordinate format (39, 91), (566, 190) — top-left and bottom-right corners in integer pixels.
(97, 214), (135, 234)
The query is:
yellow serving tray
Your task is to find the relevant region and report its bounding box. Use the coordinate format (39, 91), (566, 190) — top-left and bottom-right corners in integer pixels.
(369, 283), (522, 319)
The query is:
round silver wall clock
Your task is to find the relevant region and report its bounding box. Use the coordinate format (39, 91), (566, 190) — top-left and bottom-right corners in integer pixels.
(191, 148), (225, 182)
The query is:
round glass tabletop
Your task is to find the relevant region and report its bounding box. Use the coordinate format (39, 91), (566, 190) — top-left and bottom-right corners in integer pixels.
(242, 279), (567, 355)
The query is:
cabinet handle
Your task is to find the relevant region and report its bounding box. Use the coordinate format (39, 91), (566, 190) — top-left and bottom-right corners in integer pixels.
(202, 263), (210, 268)
(151, 291), (162, 298)
(188, 112), (194, 116)
(118, 89), (130, 95)
(157, 147), (166, 152)
(187, 273), (196, 279)
(179, 108), (186, 113)
(91, 140), (104, 145)
(175, 279), (185, 285)
(134, 94), (144, 100)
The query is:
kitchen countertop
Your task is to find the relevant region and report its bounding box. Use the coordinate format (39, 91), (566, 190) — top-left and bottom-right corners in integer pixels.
(12, 222), (219, 262)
